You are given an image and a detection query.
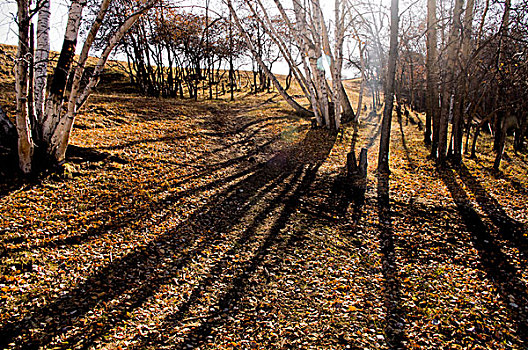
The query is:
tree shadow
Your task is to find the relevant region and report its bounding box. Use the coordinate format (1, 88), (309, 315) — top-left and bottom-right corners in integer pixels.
(456, 163), (527, 260)
(136, 166), (319, 349)
(0, 128), (335, 349)
(377, 173), (408, 349)
(389, 199), (464, 266)
(485, 168), (528, 198)
(365, 111), (382, 150)
(396, 106), (415, 169)
(1, 120), (288, 256)
(438, 167), (528, 343)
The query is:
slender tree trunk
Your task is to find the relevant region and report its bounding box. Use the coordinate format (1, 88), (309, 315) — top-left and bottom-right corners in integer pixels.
(28, 24), (37, 140)
(272, 0), (322, 125)
(229, 12), (234, 101)
(249, 0), (311, 100)
(378, 0), (399, 174)
(227, 0), (314, 119)
(34, 0), (50, 128)
(41, 0), (87, 144)
(491, 0), (511, 168)
(426, 0), (438, 150)
(470, 124), (480, 158)
(493, 111), (507, 170)
(15, 0), (33, 174)
(452, 0), (476, 163)
(437, 0), (464, 164)
(52, 0), (156, 163)
(356, 41), (366, 121)
(49, 0), (112, 163)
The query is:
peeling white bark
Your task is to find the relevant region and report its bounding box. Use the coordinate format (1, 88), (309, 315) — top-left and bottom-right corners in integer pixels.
(34, 0), (50, 124)
(42, 0), (87, 144)
(51, 0), (158, 163)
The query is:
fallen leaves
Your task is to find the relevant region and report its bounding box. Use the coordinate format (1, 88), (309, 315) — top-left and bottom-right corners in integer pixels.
(0, 82), (527, 349)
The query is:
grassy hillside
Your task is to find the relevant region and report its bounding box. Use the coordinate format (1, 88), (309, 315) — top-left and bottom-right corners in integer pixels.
(1, 43), (528, 350)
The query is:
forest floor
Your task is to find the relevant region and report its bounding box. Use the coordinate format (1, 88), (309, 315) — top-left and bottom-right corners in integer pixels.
(1, 49), (528, 349)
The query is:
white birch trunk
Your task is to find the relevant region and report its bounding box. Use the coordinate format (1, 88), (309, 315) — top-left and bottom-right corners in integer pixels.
(51, 0), (157, 163)
(293, 0), (330, 127)
(41, 0), (86, 144)
(227, 0), (313, 119)
(15, 0), (33, 174)
(437, 0), (464, 162)
(271, 0), (322, 125)
(249, 0), (311, 100)
(356, 40), (366, 121)
(34, 0), (50, 125)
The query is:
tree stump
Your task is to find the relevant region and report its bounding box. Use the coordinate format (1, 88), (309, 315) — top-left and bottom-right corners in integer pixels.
(346, 147), (367, 197)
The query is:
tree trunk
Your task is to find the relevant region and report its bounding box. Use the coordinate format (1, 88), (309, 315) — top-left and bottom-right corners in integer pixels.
(41, 0), (86, 144)
(272, 0), (322, 125)
(15, 0), (33, 174)
(52, 0), (155, 163)
(227, 0), (314, 119)
(452, 0), (476, 163)
(493, 111), (507, 170)
(437, 0), (464, 164)
(34, 0), (50, 127)
(378, 0), (399, 175)
(356, 40), (366, 121)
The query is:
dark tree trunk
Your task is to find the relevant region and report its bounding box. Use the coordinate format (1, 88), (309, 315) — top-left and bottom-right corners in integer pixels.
(378, 0), (399, 175)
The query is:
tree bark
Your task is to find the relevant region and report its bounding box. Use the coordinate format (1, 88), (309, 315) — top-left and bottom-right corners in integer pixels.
(378, 0), (399, 175)
(15, 0), (34, 174)
(425, 0), (437, 149)
(227, 0), (314, 119)
(452, 0), (476, 163)
(51, 0), (156, 163)
(355, 37), (366, 121)
(437, 0), (463, 164)
(34, 0), (50, 127)
(41, 0), (87, 144)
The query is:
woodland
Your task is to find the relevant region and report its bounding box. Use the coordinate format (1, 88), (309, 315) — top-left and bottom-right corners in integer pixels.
(0, 0), (527, 348)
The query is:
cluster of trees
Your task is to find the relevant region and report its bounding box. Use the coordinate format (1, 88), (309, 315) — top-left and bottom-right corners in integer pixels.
(396, 0), (528, 169)
(1, 0), (526, 176)
(1, 0), (159, 174)
(115, 3), (245, 99)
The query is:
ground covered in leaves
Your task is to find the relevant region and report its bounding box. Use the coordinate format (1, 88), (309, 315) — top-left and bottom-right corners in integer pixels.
(1, 67), (528, 349)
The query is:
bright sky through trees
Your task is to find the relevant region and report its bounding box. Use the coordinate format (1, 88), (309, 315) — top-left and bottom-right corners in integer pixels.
(0, 0), (360, 77)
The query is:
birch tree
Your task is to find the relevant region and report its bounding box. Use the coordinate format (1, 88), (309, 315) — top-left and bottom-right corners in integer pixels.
(7, 0), (158, 174)
(14, 0), (33, 174)
(226, 0), (355, 131)
(436, 0), (464, 163)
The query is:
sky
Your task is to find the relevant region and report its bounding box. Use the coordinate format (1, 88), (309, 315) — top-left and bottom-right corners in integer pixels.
(0, 0), (70, 51)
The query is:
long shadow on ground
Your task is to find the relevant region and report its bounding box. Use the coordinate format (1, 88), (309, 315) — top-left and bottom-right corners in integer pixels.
(377, 173), (408, 349)
(0, 128), (335, 350)
(455, 164), (528, 260)
(439, 166), (528, 345)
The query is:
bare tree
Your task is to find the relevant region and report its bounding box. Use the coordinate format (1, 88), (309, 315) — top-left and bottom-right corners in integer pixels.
(227, 0), (356, 131)
(6, 0), (158, 174)
(425, 0), (438, 149)
(377, 0), (399, 175)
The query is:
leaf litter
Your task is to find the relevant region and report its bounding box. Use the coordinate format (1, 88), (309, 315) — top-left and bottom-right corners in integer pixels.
(0, 88), (527, 349)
